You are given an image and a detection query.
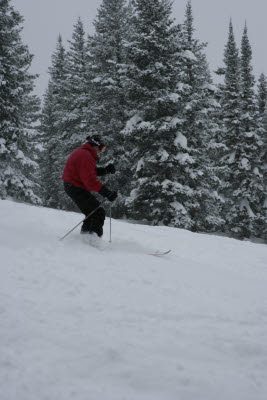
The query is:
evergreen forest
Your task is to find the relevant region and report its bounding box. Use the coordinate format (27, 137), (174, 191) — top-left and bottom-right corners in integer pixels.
(1, 0), (266, 242)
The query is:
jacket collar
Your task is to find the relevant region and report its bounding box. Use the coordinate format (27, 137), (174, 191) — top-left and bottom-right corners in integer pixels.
(81, 142), (99, 161)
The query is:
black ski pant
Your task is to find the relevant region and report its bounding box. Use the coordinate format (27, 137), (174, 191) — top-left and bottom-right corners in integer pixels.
(64, 182), (105, 237)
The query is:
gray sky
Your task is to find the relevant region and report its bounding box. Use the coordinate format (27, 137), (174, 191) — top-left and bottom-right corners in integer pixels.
(12, 0), (267, 98)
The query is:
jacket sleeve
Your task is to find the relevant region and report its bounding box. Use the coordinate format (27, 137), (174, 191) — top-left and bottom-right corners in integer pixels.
(79, 153), (103, 192)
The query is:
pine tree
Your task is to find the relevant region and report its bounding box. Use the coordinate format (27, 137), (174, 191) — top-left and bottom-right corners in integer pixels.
(87, 0), (130, 216)
(55, 18), (90, 209)
(238, 23), (265, 238)
(216, 21), (241, 235)
(123, 0), (191, 226)
(262, 114), (267, 240)
(218, 21), (265, 239)
(240, 23), (257, 132)
(257, 73), (267, 115)
(256, 74), (267, 240)
(41, 35), (67, 208)
(177, 1), (224, 232)
(63, 17), (88, 149)
(0, 0), (41, 203)
(40, 81), (57, 206)
(89, 0), (128, 132)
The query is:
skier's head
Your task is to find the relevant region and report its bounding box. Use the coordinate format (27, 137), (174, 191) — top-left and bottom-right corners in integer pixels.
(86, 133), (106, 152)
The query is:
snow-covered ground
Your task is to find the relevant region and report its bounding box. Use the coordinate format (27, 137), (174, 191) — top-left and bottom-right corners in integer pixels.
(1, 199), (267, 400)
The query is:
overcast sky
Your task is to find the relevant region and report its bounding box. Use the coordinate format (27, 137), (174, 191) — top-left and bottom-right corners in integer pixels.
(12, 0), (267, 98)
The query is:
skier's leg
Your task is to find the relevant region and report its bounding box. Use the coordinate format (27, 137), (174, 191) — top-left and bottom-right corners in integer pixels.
(88, 207), (105, 237)
(64, 182), (105, 235)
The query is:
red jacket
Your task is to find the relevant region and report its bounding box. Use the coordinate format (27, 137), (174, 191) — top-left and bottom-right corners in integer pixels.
(62, 143), (103, 192)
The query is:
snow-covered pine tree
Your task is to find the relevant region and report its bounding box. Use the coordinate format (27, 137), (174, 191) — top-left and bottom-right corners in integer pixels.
(257, 73), (267, 115)
(123, 0), (192, 226)
(177, 0), (224, 232)
(40, 81), (58, 207)
(216, 21), (242, 234)
(41, 35), (67, 208)
(218, 21), (265, 239)
(88, 0), (128, 134)
(63, 18), (88, 150)
(0, 0), (41, 203)
(256, 74), (267, 240)
(240, 23), (257, 132)
(237, 23), (265, 239)
(22, 90), (42, 201)
(262, 113), (267, 240)
(87, 0), (129, 216)
(216, 21), (242, 235)
(56, 18), (90, 209)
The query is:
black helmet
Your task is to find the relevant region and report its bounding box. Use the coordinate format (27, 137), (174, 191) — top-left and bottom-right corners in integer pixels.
(86, 133), (106, 150)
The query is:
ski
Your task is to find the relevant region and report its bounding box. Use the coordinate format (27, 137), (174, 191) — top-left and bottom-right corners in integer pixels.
(149, 249), (171, 256)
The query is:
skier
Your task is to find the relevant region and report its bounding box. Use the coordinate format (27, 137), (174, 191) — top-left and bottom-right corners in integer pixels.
(62, 134), (117, 237)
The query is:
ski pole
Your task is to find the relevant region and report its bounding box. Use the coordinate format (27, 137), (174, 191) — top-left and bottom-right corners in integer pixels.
(109, 205), (112, 243)
(59, 202), (105, 241)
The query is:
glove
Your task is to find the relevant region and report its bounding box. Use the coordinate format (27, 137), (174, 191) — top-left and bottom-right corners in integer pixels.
(96, 164), (115, 176)
(105, 164), (116, 174)
(96, 167), (107, 176)
(99, 185), (118, 202)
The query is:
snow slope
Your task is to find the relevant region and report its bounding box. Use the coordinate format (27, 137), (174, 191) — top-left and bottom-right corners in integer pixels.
(0, 199), (267, 400)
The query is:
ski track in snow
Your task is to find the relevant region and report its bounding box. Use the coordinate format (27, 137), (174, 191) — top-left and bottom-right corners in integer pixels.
(0, 200), (267, 400)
